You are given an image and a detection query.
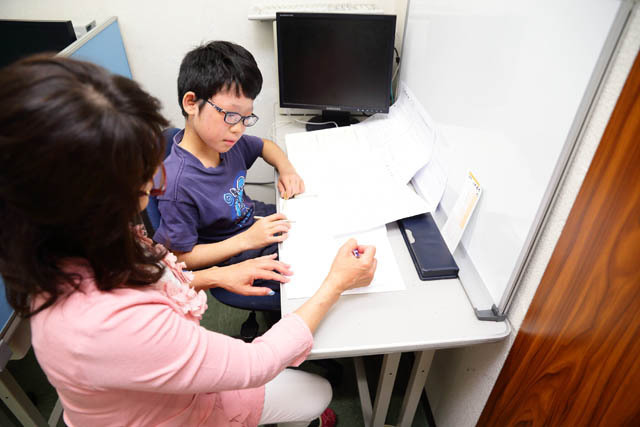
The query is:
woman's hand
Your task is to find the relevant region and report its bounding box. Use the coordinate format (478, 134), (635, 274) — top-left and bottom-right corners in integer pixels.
(323, 238), (377, 294)
(197, 254), (292, 295)
(278, 168), (305, 199)
(240, 213), (291, 250)
(294, 238), (377, 333)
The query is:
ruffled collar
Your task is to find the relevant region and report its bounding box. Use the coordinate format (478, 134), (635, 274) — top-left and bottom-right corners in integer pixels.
(134, 224), (208, 321)
(154, 252), (208, 321)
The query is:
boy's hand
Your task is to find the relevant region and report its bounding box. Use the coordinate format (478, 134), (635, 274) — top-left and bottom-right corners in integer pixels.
(210, 254), (292, 296)
(241, 213), (291, 250)
(278, 169), (305, 199)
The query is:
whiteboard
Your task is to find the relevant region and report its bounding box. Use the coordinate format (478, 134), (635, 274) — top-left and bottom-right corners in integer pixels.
(400, 0), (625, 315)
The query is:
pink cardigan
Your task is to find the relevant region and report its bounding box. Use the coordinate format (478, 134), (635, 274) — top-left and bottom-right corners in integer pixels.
(30, 258), (313, 427)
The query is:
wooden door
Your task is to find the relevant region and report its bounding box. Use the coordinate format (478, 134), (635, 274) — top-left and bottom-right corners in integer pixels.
(478, 52), (640, 426)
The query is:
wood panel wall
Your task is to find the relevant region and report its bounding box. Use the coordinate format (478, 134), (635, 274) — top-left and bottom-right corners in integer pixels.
(478, 51), (640, 426)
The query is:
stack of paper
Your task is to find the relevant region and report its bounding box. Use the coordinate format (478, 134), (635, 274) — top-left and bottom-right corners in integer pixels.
(279, 82), (448, 299)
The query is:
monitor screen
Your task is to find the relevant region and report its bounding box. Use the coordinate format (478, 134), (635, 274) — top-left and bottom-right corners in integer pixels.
(276, 13), (396, 131)
(0, 20), (77, 69)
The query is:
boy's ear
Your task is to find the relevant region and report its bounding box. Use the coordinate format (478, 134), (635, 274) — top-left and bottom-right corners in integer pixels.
(182, 91), (200, 116)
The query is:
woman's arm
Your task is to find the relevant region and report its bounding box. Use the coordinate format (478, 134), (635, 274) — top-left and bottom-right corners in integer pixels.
(87, 239), (375, 394)
(190, 253), (293, 295)
(294, 239), (376, 333)
(85, 299), (314, 394)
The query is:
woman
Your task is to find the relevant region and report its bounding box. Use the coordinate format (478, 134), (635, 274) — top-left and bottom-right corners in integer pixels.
(0, 55), (376, 427)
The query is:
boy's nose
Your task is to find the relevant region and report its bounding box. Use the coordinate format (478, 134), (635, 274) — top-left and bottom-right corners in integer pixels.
(229, 121), (246, 132)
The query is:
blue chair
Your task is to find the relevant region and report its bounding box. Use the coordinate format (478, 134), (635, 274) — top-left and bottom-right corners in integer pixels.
(144, 128), (280, 342)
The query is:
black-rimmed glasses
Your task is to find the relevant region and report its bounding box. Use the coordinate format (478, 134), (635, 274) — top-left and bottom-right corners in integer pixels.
(206, 100), (259, 127)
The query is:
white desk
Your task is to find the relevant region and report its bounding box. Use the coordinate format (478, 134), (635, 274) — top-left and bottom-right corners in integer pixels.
(274, 116), (510, 427)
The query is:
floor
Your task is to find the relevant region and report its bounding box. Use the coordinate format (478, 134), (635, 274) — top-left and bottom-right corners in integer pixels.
(1, 292), (433, 426)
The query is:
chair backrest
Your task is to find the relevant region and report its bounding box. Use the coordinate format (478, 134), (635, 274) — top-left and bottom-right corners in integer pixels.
(146, 127), (180, 232)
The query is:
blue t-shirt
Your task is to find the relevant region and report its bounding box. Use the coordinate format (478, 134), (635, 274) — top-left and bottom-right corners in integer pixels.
(154, 129), (263, 252)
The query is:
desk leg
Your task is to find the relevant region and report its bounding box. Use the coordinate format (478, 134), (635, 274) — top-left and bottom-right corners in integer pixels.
(397, 350), (434, 427)
(354, 357), (373, 427)
(372, 353), (401, 427)
(0, 369), (48, 427)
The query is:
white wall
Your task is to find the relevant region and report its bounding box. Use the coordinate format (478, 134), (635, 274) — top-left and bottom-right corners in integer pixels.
(1, 1), (277, 137)
(0, 0), (405, 194)
(0, 1), (275, 189)
(426, 5), (640, 426)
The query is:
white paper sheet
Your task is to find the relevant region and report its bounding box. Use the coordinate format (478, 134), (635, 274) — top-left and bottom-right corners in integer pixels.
(411, 131), (449, 213)
(353, 82), (438, 185)
(280, 225), (405, 299)
(285, 126), (430, 235)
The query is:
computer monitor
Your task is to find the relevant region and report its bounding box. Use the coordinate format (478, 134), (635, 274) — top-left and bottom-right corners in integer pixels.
(0, 19), (77, 69)
(276, 12), (396, 131)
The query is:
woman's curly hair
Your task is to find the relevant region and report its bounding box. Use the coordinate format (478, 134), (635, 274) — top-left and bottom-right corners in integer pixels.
(0, 54), (169, 316)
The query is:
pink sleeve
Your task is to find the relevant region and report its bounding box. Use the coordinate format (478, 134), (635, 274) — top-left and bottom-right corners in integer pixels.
(79, 301), (313, 394)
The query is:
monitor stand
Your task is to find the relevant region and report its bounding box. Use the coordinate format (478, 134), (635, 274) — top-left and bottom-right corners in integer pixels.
(306, 110), (359, 132)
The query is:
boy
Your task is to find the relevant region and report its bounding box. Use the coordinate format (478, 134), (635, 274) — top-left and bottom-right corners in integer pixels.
(154, 41), (305, 294)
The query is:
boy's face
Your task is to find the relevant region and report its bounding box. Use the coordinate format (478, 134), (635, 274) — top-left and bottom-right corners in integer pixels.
(192, 88), (254, 154)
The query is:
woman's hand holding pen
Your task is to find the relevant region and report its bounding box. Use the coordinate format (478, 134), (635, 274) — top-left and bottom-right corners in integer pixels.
(324, 239), (377, 294)
(240, 213), (291, 249)
(294, 239), (377, 333)
(199, 254), (292, 296)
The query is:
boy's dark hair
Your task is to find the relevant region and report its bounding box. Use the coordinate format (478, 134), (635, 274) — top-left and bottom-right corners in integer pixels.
(177, 40), (263, 117)
(0, 54), (169, 317)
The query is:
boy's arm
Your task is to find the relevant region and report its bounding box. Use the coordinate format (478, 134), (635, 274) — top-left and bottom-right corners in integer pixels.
(175, 214), (292, 270)
(261, 138), (305, 198)
(174, 235), (250, 270)
(155, 199), (248, 269)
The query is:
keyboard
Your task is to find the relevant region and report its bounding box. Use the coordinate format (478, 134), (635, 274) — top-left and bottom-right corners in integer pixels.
(248, 2), (384, 20)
